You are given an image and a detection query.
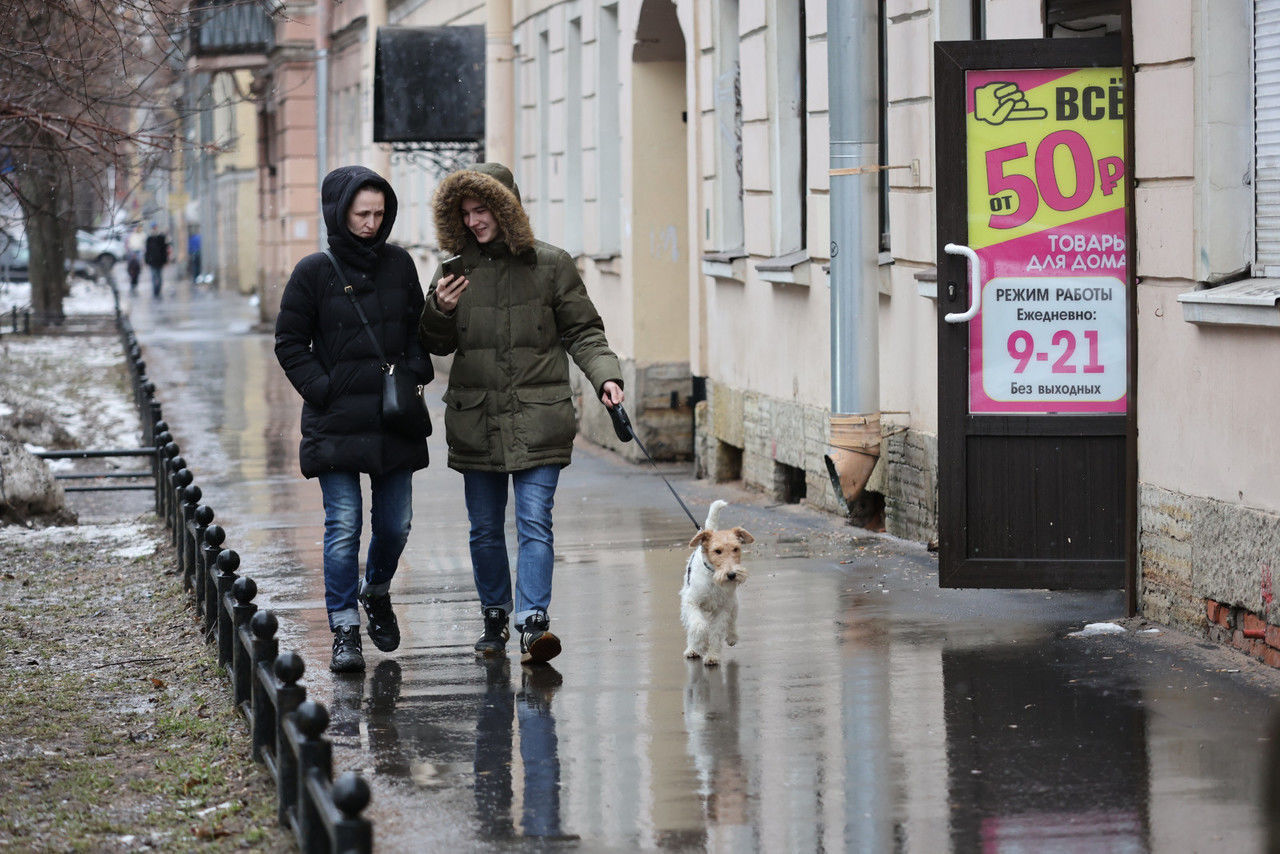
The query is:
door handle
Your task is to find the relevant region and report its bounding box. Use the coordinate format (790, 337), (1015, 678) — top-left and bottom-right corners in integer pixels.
(943, 243), (981, 323)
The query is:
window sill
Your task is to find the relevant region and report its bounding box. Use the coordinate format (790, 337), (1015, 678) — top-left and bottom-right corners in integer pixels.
(1177, 279), (1280, 327)
(701, 249), (747, 281)
(755, 249), (809, 285)
(915, 266), (938, 300)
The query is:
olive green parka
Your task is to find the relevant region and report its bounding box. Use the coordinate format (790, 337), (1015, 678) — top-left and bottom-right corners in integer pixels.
(419, 163), (622, 472)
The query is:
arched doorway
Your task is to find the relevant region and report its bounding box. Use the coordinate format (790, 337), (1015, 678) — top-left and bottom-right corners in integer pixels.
(629, 0), (691, 456)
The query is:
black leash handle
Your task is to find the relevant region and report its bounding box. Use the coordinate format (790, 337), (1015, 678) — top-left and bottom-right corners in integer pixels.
(608, 403), (701, 531)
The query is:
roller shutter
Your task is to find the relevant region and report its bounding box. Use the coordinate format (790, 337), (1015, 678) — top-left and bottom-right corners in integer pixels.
(1257, 0), (1280, 270)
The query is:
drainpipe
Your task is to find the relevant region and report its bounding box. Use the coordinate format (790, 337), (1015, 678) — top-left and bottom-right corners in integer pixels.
(315, 0), (329, 249)
(824, 0), (881, 514)
(486, 0), (515, 165)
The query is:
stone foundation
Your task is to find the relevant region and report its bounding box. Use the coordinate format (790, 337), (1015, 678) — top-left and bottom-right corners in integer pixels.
(1139, 483), (1280, 652)
(692, 379), (941, 539)
(573, 359), (693, 463)
(880, 428), (938, 544)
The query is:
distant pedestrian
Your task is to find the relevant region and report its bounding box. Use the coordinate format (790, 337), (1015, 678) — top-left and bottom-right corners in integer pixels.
(126, 226), (145, 260)
(125, 253), (141, 294)
(274, 165), (433, 674)
(143, 224), (168, 299)
(188, 232), (202, 284)
(419, 162), (624, 665)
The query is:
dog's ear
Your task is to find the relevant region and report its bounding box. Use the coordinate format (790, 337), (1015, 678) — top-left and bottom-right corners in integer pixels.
(732, 527), (754, 545)
(689, 529), (710, 549)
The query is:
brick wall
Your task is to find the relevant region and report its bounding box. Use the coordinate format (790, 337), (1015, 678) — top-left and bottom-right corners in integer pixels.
(1141, 483), (1280, 667)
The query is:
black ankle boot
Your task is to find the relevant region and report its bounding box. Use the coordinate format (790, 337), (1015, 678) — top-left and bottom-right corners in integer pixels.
(474, 607), (509, 656)
(360, 590), (400, 652)
(330, 626), (365, 673)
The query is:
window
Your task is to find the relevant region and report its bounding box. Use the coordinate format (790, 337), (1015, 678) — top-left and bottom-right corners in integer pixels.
(878, 0), (889, 253)
(1178, 2), (1272, 323)
(596, 3), (621, 256)
(538, 30), (551, 236)
(1044, 0), (1122, 38)
(1258, 0), (1280, 273)
(566, 18), (584, 255)
(713, 0), (743, 251)
(768, 0), (805, 256)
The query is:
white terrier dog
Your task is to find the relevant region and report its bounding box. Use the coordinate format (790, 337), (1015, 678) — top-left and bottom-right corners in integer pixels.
(681, 500), (754, 666)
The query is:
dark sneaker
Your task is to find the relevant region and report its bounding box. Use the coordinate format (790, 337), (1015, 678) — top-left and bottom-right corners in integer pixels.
(360, 590), (400, 652)
(330, 626), (365, 673)
(475, 607), (510, 657)
(519, 611), (561, 665)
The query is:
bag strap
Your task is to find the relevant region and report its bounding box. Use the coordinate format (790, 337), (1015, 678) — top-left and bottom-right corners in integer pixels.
(324, 249), (391, 370)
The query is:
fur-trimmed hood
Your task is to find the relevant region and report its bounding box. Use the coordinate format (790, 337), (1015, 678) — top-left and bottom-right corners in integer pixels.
(432, 162), (535, 257)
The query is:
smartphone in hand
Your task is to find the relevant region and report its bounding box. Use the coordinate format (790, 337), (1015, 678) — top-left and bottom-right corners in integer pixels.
(440, 254), (464, 279)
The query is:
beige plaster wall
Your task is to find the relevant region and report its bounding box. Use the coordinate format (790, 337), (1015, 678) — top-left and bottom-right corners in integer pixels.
(1129, 0), (1280, 514)
(629, 61), (691, 363)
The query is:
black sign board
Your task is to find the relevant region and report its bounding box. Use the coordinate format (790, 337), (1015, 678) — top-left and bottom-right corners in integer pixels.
(374, 26), (485, 144)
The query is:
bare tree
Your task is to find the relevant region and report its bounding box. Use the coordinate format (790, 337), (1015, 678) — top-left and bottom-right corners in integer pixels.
(0, 0), (186, 324)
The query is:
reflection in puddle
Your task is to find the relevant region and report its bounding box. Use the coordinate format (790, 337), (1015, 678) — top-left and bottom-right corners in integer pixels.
(943, 644), (1149, 852)
(125, 290), (1276, 852)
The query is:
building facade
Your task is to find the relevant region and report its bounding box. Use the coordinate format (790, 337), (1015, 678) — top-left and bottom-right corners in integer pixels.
(183, 0), (1280, 649)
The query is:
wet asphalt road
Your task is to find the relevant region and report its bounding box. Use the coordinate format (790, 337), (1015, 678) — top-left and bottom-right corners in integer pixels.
(111, 282), (1280, 852)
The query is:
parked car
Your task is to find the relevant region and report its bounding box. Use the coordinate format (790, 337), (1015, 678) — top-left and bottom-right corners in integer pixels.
(0, 232), (28, 282)
(76, 227), (127, 269)
(0, 233), (98, 282)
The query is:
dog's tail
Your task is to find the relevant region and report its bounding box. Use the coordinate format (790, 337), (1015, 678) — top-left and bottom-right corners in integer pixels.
(703, 499), (728, 531)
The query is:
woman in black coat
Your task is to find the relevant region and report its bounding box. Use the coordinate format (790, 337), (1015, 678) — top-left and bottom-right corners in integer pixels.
(274, 165), (432, 673)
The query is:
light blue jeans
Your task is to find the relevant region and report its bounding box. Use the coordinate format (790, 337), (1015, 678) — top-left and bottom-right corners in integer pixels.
(318, 468), (413, 629)
(463, 465), (560, 628)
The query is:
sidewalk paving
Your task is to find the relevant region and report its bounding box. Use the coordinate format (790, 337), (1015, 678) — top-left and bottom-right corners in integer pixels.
(124, 283), (1280, 852)
(5, 275), (1280, 851)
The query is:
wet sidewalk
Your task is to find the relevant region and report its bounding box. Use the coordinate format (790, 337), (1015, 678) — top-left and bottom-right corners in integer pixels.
(120, 282), (1278, 852)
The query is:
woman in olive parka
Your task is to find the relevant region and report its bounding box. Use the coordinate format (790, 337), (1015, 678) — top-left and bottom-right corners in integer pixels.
(419, 162), (624, 665)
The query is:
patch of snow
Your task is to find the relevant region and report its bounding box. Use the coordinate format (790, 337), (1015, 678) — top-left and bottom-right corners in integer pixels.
(0, 274), (119, 317)
(1068, 622), (1127, 637)
(112, 541), (158, 559)
(0, 520), (152, 547)
(4, 335), (142, 449)
(195, 800), (234, 818)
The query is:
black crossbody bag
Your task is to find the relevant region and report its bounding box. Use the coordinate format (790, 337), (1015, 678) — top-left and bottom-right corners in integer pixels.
(324, 249), (432, 440)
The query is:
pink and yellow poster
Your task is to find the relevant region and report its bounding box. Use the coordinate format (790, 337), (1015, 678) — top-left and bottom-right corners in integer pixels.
(964, 67), (1127, 414)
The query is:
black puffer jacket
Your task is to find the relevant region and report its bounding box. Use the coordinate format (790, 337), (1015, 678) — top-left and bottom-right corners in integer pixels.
(275, 166), (432, 478)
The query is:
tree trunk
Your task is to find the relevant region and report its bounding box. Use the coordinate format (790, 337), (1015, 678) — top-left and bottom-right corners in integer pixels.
(15, 150), (70, 327)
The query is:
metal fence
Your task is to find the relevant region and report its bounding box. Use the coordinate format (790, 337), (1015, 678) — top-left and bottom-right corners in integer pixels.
(116, 311), (374, 853)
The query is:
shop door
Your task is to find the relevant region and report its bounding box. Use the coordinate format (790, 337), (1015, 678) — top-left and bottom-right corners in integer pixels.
(934, 37), (1133, 590)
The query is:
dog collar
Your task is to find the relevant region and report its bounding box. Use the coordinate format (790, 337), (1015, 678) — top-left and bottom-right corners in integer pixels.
(685, 548), (714, 584)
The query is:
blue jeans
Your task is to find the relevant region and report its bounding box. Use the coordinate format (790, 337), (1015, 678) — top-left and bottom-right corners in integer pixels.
(463, 465), (560, 628)
(148, 264), (163, 297)
(318, 468), (413, 629)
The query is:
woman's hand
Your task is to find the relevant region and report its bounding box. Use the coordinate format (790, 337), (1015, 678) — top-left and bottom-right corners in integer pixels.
(434, 274), (469, 314)
(600, 380), (624, 408)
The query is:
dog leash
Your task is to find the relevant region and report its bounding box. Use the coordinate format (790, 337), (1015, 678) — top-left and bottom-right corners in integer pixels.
(607, 404), (702, 532)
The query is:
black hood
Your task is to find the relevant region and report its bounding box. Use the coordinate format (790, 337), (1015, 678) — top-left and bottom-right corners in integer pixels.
(322, 165), (398, 271)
